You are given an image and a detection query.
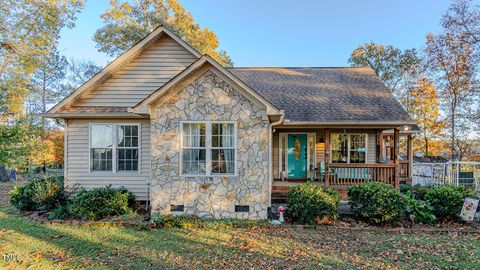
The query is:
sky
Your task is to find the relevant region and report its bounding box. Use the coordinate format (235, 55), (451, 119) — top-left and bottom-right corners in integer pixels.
(59, 0), (453, 67)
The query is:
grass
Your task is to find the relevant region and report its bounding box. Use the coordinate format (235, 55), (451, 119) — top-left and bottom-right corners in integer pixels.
(1, 181), (479, 269)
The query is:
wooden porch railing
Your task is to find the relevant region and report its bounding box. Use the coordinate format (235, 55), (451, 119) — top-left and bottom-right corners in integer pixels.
(325, 163), (397, 188)
(399, 160), (409, 179)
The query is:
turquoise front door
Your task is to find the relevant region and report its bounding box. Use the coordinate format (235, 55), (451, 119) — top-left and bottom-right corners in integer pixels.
(287, 134), (307, 178)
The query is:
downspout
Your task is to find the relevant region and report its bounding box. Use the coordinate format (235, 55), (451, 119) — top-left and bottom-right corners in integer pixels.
(146, 106), (152, 212)
(268, 111), (284, 207)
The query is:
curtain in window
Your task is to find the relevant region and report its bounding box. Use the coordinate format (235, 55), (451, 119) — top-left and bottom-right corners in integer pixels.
(212, 123), (235, 174)
(90, 125), (113, 171)
(182, 123), (206, 174)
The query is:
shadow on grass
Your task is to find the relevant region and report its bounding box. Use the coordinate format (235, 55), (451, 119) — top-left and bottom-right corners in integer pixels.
(1, 211), (339, 269)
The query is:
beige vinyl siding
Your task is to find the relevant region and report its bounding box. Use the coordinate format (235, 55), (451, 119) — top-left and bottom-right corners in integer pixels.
(77, 36), (197, 107)
(65, 119), (150, 200)
(272, 131), (279, 179)
(366, 132), (376, 164)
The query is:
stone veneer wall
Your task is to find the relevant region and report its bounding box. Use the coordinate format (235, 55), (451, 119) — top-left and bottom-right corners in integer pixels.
(150, 70), (270, 219)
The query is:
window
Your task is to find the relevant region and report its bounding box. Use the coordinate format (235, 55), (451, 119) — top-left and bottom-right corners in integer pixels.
(90, 125), (113, 171)
(181, 122), (236, 176)
(331, 133), (366, 164)
(331, 134), (348, 163)
(211, 123), (235, 174)
(90, 124), (140, 172)
(117, 125), (139, 171)
(181, 123), (206, 175)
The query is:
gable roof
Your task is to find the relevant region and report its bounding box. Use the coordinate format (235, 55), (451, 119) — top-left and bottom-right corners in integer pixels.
(228, 67), (415, 124)
(130, 55), (281, 115)
(47, 26), (201, 114)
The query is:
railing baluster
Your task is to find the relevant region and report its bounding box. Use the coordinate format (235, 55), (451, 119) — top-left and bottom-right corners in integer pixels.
(325, 164), (395, 188)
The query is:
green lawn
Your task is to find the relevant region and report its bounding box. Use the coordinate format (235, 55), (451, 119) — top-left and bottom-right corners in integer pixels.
(0, 210), (478, 270)
(0, 181), (479, 269)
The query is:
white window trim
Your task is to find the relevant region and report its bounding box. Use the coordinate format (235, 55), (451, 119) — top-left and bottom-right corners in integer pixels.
(88, 123), (141, 174)
(180, 121), (237, 177)
(278, 132), (316, 179)
(330, 133), (368, 164)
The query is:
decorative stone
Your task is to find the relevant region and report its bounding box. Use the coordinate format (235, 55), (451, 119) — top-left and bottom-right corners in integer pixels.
(149, 71), (269, 220)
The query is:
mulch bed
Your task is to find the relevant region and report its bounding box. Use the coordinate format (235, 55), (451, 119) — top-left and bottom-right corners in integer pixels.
(19, 210), (480, 233)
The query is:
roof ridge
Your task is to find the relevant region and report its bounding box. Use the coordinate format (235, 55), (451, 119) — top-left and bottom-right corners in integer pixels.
(228, 66), (370, 69)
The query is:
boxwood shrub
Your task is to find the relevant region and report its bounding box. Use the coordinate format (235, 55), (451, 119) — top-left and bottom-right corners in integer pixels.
(424, 185), (477, 221)
(72, 185), (135, 220)
(348, 182), (406, 225)
(286, 182), (340, 224)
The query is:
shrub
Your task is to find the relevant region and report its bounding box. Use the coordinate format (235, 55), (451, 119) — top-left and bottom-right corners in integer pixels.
(400, 184), (413, 194)
(150, 214), (199, 228)
(72, 185), (135, 220)
(411, 185), (431, 201)
(10, 182), (37, 210)
(286, 182), (340, 225)
(424, 185), (477, 221)
(48, 204), (76, 220)
(32, 176), (68, 210)
(405, 191), (436, 225)
(348, 182), (406, 225)
(10, 176), (68, 211)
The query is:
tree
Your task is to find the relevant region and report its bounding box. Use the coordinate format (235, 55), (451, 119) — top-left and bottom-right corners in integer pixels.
(349, 43), (404, 93)
(443, 0), (480, 45)
(0, 0), (84, 120)
(0, 119), (45, 171)
(442, 0), (480, 129)
(63, 59), (101, 94)
(409, 78), (444, 156)
(28, 49), (68, 128)
(93, 0), (232, 66)
(425, 32), (476, 160)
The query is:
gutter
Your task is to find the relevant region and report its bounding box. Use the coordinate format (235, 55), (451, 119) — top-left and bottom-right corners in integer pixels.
(281, 120), (417, 126)
(268, 111), (285, 208)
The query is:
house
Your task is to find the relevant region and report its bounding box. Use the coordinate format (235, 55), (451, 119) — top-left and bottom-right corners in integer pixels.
(46, 26), (417, 219)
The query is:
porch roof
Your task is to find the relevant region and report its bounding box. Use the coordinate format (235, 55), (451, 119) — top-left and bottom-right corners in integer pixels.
(229, 67), (415, 124)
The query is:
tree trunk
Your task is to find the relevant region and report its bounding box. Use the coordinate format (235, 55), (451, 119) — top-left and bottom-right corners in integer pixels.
(424, 137), (429, 157)
(42, 55), (46, 131)
(451, 105), (456, 161)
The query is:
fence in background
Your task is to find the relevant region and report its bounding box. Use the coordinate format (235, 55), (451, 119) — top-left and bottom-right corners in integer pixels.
(412, 162), (480, 191)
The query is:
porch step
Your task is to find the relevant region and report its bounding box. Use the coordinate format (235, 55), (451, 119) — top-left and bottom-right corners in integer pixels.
(271, 197), (287, 204)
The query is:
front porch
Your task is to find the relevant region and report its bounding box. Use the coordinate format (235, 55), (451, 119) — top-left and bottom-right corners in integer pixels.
(271, 126), (414, 203)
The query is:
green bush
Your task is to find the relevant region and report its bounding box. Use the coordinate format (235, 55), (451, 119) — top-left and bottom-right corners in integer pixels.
(48, 204), (76, 220)
(32, 176), (68, 210)
(10, 176), (68, 210)
(400, 184), (413, 194)
(72, 185), (135, 221)
(405, 191), (436, 225)
(10, 182), (37, 210)
(286, 182), (340, 225)
(411, 185), (431, 201)
(150, 214), (199, 229)
(348, 182), (406, 225)
(424, 185), (477, 221)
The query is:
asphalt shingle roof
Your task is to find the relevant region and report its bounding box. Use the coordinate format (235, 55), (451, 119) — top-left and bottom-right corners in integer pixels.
(228, 67), (413, 123)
